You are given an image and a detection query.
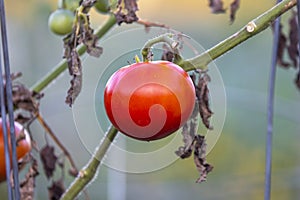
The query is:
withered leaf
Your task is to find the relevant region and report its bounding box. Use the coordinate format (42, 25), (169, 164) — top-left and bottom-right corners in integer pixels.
(295, 70), (300, 90)
(114, 0), (139, 25)
(229, 0), (240, 23)
(175, 98), (199, 159)
(193, 135), (213, 183)
(287, 11), (299, 68)
(40, 145), (57, 179)
(82, 26), (103, 57)
(12, 83), (38, 112)
(176, 94), (213, 182)
(65, 50), (82, 106)
(48, 179), (65, 200)
(192, 72), (213, 130)
(1, 73), (43, 123)
(161, 44), (174, 62)
(15, 113), (32, 124)
(81, 0), (97, 9)
(273, 23), (290, 68)
(20, 158), (39, 200)
(63, 1), (103, 106)
(208, 0), (226, 14)
(175, 124), (193, 158)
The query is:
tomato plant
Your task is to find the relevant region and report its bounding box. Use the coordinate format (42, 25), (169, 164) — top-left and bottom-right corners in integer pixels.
(104, 61), (195, 141)
(0, 118), (31, 182)
(48, 9), (74, 36)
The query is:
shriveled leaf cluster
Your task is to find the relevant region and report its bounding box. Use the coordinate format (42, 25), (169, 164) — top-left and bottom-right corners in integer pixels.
(274, 10), (300, 91)
(40, 145), (58, 179)
(63, 0), (103, 106)
(191, 72), (213, 130)
(176, 71), (214, 183)
(48, 179), (65, 200)
(114, 0), (139, 25)
(1, 73), (72, 199)
(175, 99), (213, 183)
(208, 0), (240, 23)
(1, 72), (43, 123)
(40, 144), (66, 199)
(19, 158), (39, 200)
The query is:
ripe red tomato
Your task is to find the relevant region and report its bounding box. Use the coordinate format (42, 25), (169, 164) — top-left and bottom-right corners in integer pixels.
(0, 118), (31, 182)
(104, 61), (195, 141)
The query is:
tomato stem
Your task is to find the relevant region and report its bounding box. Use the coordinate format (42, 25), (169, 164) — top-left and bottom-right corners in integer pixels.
(60, 125), (118, 200)
(180, 0), (296, 72)
(141, 33), (183, 62)
(140, 0), (296, 73)
(30, 14), (117, 93)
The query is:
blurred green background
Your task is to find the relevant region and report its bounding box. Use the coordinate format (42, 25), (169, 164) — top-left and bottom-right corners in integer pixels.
(0, 0), (300, 199)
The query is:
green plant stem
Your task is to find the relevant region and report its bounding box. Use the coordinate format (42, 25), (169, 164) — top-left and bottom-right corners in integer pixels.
(140, 0), (296, 71)
(180, 0), (297, 71)
(60, 125), (118, 200)
(30, 14), (117, 93)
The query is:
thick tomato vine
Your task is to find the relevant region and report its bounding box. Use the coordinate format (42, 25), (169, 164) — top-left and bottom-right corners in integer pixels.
(104, 61), (195, 141)
(0, 118), (31, 182)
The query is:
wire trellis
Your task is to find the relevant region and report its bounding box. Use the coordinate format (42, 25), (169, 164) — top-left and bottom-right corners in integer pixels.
(0, 0), (20, 199)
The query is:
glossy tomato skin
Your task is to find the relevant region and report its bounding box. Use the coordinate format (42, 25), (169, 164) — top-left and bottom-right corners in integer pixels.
(104, 61), (195, 141)
(0, 119), (31, 182)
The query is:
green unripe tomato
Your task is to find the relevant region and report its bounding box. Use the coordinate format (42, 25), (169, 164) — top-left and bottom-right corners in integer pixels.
(48, 9), (74, 36)
(94, 0), (110, 14)
(58, 0), (80, 12)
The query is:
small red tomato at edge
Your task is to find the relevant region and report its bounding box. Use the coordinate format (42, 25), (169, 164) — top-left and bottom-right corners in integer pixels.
(0, 118), (31, 182)
(104, 61), (195, 141)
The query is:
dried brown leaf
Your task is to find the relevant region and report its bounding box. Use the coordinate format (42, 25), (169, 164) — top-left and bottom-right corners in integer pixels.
(20, 158), (39, 200)
(287, 11), (299, 68)
(273, 23), (291, 68)
(48, 179), (65, 200)
(40, 145), (57, 179)
(229, 0), (240, 23)
(194, 135), (213, 183)
(193, 72), (213, 129)
(175, 98), (199, 158)
(295, 70), (300, 90)
(114, 0), (139, 25)
(175, 124), (193, 158)
(63, 1), (103, 106)
(1, 73), (43, 123)
(65, 50), (83, 106)
(208, 0), (226, 14)
(161, 44), (174, 62)
(82, 27), (103, 57)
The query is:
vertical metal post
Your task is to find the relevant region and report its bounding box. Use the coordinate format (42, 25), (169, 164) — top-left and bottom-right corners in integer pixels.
(0, 0), (20, 199)
(264, 1), (281, 200)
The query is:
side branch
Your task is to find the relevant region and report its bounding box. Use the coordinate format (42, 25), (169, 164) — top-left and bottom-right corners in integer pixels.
(180, 0), (297, 71)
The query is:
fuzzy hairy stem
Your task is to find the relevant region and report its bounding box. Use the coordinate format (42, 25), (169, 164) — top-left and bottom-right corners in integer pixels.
(30, 14), (117, 93)
(60, 125), (118, 200)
